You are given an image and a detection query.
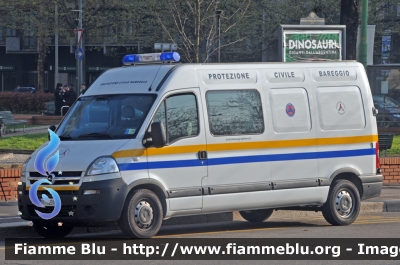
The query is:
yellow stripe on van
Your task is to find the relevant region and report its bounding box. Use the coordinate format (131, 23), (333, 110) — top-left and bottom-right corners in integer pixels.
(112, 145), (206, 158)
(207, 138), (316, 151)
(112, 148), (147, 158)
(25, 186), (80, 191)
(112, 135), (378, 158)
(317, 135), (378, 145)
(147, 145), (207, 156)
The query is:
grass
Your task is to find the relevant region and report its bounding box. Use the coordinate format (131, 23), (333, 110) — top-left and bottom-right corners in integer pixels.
(2, 124), (45, 134)
(384, 135), (400, 156)
(0, 133), (48, 150)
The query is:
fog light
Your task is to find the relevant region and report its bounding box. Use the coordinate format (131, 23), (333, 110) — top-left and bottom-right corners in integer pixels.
(83, 206), (95, 216)
(83, 190), (101, 195)
(18, 191), (22, 195)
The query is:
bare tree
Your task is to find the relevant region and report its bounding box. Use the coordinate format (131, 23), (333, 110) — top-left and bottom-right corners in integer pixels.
(0, 0), (55, 92)
(0, 0), (160, 91)
(57, 0), (160, 55)
(154, 0), (251, 63)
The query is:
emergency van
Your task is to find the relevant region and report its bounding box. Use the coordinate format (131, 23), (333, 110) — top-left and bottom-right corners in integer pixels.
(18, 52), (383, 238)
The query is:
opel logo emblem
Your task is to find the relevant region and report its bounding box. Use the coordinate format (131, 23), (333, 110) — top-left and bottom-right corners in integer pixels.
(47, 173), (56, 184)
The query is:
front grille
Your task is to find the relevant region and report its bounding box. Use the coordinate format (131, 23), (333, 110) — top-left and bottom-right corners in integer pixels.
(30, 179), (80, 185)
(29, 171), (82, 177)
(28, 171), (82, 185)
(27, 205), (77, 217)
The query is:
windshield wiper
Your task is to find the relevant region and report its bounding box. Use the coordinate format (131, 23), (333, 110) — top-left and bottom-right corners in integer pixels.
(76, 132), (114, 139)
(59, 134), (73, 140)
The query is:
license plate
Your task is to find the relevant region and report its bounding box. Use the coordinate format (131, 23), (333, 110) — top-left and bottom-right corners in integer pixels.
(40, 198), (54, 206)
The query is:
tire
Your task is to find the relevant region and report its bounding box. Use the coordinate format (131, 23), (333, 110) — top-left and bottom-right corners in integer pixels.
(119, 189), (163, 238)
(239, 209), (274, 222)
(33, 222), (74, 238)
(322, 179), (361, 226)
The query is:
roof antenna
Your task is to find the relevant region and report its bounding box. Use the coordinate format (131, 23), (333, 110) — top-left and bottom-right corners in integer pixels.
(149, 86), (152, 91)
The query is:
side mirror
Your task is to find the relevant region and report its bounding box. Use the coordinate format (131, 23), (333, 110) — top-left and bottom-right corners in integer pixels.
(48, 125), (56, 141)
(151, 122), (166, 148)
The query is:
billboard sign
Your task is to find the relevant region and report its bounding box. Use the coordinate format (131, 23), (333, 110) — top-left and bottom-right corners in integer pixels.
(381, 35), (391, 64)
(284, 31), (342, 62)
(279, 25), (346, 62)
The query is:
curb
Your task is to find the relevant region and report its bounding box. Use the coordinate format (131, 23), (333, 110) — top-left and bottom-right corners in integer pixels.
(0, 153), (13, 160)
(382, 200), (400, 212)
(0, 149), (34, 155)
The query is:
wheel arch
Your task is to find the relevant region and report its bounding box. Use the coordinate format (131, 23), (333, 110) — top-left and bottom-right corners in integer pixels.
(127, 179), (168, 218)
(328, 168), (363, 198)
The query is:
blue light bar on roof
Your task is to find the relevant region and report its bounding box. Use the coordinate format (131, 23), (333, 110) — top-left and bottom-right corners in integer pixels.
(122, 52), (180, 65)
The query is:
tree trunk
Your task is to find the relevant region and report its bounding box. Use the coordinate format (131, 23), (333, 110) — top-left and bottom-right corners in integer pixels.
(37, 1), (47, 92)
(340, 0), (361, 60)
(37, 36), (47, 93)
(195, 0), (201, 63)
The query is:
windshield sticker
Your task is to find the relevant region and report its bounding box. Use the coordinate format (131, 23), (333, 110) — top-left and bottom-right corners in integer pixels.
(124, 129), (136, 134)
(286, 103), (295, 117)
(337, 101), (346, 115)
(100, 81), (147, 86)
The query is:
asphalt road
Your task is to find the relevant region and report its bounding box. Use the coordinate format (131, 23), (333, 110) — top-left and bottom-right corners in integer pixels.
(1, 212), (400, 265)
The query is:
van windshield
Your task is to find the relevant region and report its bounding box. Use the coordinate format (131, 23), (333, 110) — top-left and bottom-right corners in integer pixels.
(56, 94), (156, 140)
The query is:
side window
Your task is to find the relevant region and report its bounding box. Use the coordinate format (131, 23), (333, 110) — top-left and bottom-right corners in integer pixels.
(153, 101), (166, 129)
(153, 93), (199, 143)
(206, 90), (264, 136)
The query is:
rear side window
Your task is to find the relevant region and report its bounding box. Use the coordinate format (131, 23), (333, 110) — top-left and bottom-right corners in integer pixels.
(206, 90), (264, 136)
(316, 86), (366, 131)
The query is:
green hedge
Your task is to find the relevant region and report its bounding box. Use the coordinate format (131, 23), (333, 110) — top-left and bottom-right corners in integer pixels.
(0, 92), (54, 114)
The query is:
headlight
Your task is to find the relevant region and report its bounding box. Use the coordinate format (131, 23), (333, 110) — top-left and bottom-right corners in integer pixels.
(86, 156), (119, 176)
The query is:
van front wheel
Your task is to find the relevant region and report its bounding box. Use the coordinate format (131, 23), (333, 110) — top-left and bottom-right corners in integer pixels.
(322, 179), (360, 226)
(119, 189), (163, 238)
(239, 209), (274, 222)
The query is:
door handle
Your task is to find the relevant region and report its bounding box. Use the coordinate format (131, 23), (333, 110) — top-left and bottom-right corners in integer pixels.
(198, 150), (207, 160)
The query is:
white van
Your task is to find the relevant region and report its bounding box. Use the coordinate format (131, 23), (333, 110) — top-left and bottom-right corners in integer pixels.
(18, 53), (383, 238)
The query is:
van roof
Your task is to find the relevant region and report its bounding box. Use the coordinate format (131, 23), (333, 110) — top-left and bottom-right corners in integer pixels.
(84, 61), (363, 96)
(84, 64), (178, 96)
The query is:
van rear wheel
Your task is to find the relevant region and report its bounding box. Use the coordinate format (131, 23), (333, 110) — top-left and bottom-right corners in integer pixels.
(239, 209), (274, 222)
(119, 189), (163, 238)
(322, 179), (360, 226)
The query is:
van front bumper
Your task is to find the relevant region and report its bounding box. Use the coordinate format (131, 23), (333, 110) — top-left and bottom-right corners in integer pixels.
(17, 178), (129, 225)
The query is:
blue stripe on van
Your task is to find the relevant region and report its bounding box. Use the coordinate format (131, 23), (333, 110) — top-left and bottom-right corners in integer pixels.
(118, 163), (148, 171)
(208, 148), (375, 166)
(118, 148), (375, 171)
